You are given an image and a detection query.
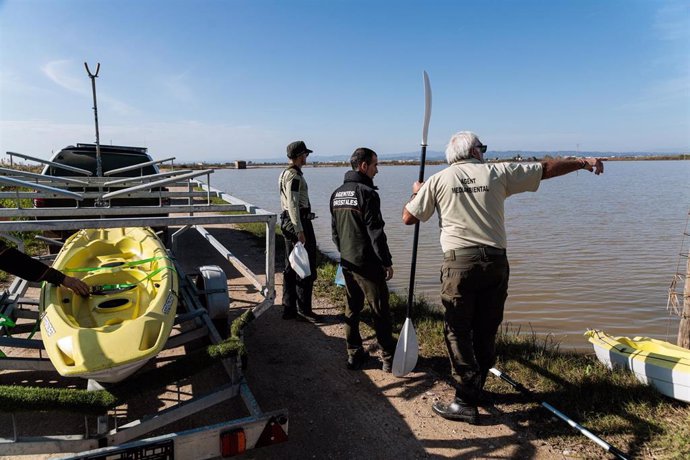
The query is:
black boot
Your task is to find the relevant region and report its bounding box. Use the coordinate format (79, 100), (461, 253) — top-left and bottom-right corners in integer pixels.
(297, 310), (324, 323)
(346, 349), (370, 370)
(432, 398), (479, 424)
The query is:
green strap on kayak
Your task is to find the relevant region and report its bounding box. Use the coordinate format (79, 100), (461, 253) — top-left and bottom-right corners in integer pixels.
(65, 256), (172, 273)
(0, 314), (16, 346)
(90, 266), (177, 295)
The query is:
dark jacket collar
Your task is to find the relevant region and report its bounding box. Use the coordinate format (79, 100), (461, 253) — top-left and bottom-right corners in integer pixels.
(343, 170), (377, 189)
(287, 164), (303, 175)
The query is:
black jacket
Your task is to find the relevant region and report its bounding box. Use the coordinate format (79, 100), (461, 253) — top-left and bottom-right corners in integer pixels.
(0, 240), (64, 285)
(330, 171), (392, 272)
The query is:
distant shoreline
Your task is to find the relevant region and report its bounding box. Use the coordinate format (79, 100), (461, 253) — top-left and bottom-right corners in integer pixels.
(172, 154), (689, 170)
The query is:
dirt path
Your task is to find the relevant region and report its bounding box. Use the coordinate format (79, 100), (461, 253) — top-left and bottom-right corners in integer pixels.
(184, 227), (563, 459)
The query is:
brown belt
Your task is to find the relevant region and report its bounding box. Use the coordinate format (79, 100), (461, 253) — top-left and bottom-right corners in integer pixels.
(443, 246), (506, 260)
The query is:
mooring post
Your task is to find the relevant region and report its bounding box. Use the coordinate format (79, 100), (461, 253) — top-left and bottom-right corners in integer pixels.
(677, 255), (690, 349)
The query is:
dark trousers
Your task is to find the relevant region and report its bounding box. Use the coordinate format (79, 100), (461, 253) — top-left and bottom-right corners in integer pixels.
(342, 267), (396, 360)
(282, 218), (317, 315)
(440, 252), (509, 404)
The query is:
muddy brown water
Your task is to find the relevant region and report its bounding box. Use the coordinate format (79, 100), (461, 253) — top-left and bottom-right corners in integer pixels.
(208, 159), (690, 349)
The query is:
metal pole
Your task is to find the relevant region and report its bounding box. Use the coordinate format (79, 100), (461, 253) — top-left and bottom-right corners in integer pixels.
(84, 62), (102, 177)
(406, 142), (426, 315)
(489, 368), (631, 460)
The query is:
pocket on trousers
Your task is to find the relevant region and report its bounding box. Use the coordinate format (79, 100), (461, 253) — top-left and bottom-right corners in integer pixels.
(440, 257), (476, 299)
(280, 213), (298, 242)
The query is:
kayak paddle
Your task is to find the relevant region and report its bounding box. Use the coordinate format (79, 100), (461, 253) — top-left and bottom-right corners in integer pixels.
(392, 70), (431, 377)
(490, 368), (631, 460)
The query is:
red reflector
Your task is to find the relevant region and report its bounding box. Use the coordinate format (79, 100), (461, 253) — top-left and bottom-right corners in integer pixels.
(256, 416), (288, 447)
(220, 429), (246, 457)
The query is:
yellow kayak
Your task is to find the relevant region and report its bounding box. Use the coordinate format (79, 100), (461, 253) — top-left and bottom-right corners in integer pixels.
(40, 227), (178, 383)
(585, 329), (690, 402)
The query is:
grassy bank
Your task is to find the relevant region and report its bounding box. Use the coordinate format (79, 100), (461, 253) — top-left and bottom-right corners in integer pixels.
(231, 218), (690, 460)
(0, 193), (45, 284)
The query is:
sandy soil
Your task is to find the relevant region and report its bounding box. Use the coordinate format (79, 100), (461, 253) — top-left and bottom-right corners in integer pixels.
(184, 227), (566, 460)
(0, 226), (571, 460)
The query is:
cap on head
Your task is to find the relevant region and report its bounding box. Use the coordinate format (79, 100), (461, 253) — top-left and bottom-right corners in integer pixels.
(286, 140), (313, 159)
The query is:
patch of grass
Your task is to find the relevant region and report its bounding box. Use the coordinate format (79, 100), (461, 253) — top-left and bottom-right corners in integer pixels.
(483, 326), (690, 458)
(0, 190), (46, 283)
(305, 253), (690, 458)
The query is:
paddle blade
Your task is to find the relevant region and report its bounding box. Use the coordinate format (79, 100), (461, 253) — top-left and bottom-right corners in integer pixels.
(421, 71), (432, 146)
(392, 317), (419, 377)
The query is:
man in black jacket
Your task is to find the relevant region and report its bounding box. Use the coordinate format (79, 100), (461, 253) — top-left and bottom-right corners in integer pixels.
(330, 148), (396, 372)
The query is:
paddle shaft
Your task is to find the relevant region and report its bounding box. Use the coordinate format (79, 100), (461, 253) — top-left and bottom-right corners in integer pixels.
(405, 143), (427, 317)
(392, 71), (429, 377)
(489, 368), (631, 460)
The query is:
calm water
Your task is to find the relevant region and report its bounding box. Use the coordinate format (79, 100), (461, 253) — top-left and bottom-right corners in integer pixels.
(205, 160), (690, 349)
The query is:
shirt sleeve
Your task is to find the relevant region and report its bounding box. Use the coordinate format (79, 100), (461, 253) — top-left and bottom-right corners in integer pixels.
(329, 192), (340, 250)
(363, 191), (392, 267)
(0, 241), (65, 285)
(503, 162), (542, 197)
(404, 179), (436, 222)
(284, 172), (303, 233)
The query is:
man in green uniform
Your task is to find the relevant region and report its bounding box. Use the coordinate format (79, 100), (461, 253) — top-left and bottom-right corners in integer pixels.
(279, 141), (319, 321)
(403, 131), (604, 424)
(330, 148), (396, 371)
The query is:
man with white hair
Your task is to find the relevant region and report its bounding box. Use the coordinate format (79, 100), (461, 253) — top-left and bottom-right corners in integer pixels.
(402, 131), (604, 424)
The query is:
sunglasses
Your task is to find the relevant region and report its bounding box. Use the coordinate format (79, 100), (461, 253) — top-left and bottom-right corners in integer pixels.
(475, 144), (488, 154)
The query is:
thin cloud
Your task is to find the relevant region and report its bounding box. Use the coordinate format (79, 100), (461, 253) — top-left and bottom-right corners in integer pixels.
(0, 70), (42, 94)
(654, 2), (689, 41)
(617, 76), (689, 112)
(41, 60), (136, 116)
(42, 60), (86, 94)
(162, 71), (195, 103)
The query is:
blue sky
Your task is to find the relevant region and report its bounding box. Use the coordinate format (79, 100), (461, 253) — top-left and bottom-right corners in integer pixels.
(1, 0), (688, 162)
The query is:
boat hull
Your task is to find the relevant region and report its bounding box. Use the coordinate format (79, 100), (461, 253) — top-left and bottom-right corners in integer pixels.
(40, 227), (178, 383)
(585, 329), (690, 403)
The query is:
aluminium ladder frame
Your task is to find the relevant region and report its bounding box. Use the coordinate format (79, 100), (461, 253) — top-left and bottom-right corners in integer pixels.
(0, 165), (285, 458)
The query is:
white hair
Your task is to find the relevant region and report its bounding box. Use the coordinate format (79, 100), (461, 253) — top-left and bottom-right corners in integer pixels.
(445, 131), (481, 164)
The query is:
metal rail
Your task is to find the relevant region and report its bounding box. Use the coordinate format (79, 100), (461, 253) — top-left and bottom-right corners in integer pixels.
(5, 151), (93, 176)
(103, 169), (194, 186)
(102, 170), (214, 199)
(104, 157), (175, 176)
(0, 191), (217, 200)
(0, 176), (84, 201)
(0, 167), (90, 186)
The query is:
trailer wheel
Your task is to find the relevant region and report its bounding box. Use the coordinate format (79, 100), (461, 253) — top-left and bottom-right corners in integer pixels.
(195, 265), (230, 335)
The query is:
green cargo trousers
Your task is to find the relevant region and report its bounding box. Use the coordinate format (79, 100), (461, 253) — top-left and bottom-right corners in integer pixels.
(440, 251), (509, 404)
(342, 267), (396, 361)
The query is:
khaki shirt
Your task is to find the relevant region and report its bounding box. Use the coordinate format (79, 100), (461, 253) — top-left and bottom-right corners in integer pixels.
(405, 159), (542, 252)
(279, 166), (310, 233)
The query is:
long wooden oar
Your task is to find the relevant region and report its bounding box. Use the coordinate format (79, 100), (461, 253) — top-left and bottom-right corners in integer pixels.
(490, 368), (631, 460)
(392, 71), (431, 377)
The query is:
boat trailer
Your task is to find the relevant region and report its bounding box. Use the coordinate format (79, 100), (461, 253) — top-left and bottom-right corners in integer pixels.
(0, 159), (286, 458)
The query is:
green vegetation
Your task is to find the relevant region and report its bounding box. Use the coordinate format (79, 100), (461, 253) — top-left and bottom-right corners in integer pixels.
(308, 252), (688, 458)
(0, 189), (46, 283)
(0, 335), (245, 414)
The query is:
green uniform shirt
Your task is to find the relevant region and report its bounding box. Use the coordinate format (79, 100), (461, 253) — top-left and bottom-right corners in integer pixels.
(279, 166), (311, 234)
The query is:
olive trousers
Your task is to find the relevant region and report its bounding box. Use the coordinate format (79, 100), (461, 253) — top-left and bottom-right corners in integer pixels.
(440, 252), (509, 404)
(342, 267), (396, 361)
